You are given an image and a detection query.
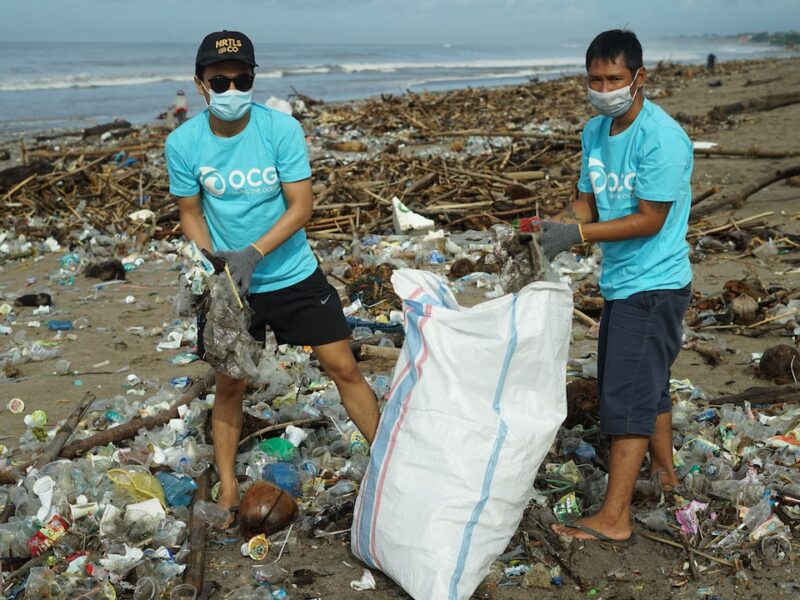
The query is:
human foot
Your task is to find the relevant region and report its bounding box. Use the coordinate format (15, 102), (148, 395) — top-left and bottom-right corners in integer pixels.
(216, 481), (240, 529)
(550, 514), (632, 542)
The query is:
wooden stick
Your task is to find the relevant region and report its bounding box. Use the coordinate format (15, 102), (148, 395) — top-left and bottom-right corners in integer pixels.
(0, 175), (37, 203)
(34, 392), (96, 469)
(504, 170), (547, 182)
(184, 468), (210, 593)
(637, 531), (736, 568)
(359, 344), (402, 362)
(223, 264), (244, 309)
(746, 307), (799, 328)
(691, 211), (774, 237)
(59, 370), (215, 459)
(702, 382), (800, 406)
(431, 129), (582, 144)
(0, 392), (97, 484)
(572, 308), (599, 328)
(694, 146), (800, 159)
(691, 164), (800, 219)
(238, 418), (326, 448)
(690, 185), (720, 206)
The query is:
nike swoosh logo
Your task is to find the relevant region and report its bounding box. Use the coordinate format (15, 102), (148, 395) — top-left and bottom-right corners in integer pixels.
(320, 294), (331, 305)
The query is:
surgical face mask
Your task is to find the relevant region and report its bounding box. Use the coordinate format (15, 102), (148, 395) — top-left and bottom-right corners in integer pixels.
(586, 69), (641, 118)
(202, 85), (253, 121)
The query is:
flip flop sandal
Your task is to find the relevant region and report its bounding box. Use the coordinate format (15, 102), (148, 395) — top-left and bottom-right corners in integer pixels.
(561, 522), (635, 544)
(223, 505), (240, 531)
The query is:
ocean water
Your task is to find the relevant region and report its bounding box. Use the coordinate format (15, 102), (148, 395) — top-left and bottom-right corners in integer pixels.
(0, 38), (792, 135)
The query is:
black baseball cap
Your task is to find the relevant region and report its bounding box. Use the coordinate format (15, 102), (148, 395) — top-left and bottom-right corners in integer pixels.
(196, 30), (258, 69)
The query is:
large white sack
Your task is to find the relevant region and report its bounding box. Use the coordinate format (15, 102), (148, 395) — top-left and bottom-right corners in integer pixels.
(352, 269), (572, 600)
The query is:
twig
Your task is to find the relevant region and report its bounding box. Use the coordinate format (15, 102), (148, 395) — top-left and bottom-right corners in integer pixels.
(637, 530), (736, 568)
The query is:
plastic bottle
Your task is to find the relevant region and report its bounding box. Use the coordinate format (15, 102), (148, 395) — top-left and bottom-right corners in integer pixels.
(740, 497), (773, 531)
(340, 454), (369, 482)
(312, 480), (356, 510)
(704, 457), (733, 481)
(192, 501), (230, 529)
(47, 320), (74, 331)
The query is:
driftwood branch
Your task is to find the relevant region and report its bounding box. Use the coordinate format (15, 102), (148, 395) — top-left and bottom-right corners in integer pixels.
(703, 382), (800, 405)
(59, 370), (215, 459)
(691, 164), (800, 219)
(184, 468), (211, 592)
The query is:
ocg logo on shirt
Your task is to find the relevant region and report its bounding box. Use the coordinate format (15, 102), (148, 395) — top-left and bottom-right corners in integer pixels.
(588, 157), (636, 199)
(199, 165), (280, 197)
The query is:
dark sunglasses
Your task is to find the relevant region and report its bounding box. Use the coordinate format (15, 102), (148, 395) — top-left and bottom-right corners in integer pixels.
(207, 74), (254, 94)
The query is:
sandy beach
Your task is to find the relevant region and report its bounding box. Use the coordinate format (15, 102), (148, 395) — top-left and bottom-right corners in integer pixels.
(1, 54), (800, 599)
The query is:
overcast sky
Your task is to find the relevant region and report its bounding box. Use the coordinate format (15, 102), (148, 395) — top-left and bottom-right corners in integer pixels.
(1, 0), (797, 44)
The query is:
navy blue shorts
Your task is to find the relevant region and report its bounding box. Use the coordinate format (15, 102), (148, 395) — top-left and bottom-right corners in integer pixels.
(197, 268), (351, 358)
(597, 284), (691, 436)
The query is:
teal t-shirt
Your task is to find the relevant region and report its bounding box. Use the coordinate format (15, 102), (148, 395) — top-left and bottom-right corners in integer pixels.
(578, 98), (693, 300)
(165, 104), (317, 293)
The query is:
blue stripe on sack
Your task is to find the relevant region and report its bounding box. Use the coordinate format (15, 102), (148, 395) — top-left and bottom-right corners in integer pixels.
(448, 294), (518, 599)
(355, 303), (426, 564)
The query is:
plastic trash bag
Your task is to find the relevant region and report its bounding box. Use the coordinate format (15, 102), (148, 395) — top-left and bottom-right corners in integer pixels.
(352, 269), (572, 599)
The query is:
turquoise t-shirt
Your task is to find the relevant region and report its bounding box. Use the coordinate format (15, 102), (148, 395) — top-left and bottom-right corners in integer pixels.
(578, 98), (693, 300)
(165, 104), (317, 293)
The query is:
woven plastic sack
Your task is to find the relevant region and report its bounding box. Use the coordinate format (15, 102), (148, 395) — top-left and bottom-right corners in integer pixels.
(352, 269), (572, 600)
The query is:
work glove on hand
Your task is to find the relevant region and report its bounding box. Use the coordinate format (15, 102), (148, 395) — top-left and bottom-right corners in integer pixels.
(540, 221), (583, 260)
(212, 245), (263, 293)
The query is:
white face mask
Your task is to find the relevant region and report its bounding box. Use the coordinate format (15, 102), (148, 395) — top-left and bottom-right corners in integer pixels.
(586, 68), (641, 118)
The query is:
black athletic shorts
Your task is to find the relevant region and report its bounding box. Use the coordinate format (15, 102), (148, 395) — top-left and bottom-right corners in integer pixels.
(597, 284), (691, 436)
(196, 268), (351, 358)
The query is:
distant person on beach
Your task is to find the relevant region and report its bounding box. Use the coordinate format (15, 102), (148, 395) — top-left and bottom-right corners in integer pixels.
(173, 89), (188, 124)
(540, 29), (693, 543)
(164, 30), (380, 526)
(706, 53), (717, 71)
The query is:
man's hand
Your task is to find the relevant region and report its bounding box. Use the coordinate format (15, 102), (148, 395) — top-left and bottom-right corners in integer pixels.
(540, 221), (583, 260)
(212, 246), (263, 293)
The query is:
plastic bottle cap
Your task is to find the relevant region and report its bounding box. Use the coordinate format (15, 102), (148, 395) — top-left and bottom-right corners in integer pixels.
(7, 398), (24, 414)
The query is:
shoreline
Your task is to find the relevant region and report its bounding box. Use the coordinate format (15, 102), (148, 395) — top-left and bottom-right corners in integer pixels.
(1, 53), (798, 147)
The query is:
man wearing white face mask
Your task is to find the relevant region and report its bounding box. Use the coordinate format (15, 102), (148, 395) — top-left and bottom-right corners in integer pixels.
(165, 31), (380, 526)
(541, 30), (693, 543)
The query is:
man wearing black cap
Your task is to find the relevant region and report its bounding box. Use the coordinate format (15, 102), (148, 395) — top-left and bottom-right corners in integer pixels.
(165, 31), (380, 524)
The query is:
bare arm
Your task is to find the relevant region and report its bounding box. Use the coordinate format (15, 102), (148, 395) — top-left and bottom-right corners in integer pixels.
(582, 198), (672, 243)
(251, 178), (313, 256)
(177, 194), (213, 251)
(552, 192), (598, 224)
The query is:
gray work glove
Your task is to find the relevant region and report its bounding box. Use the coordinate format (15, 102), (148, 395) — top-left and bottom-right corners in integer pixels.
(540, 221), (583, 260)
(212, 245), (263, 293)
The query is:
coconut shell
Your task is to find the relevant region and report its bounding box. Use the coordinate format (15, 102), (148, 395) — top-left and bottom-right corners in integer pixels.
(729, 294), (760, 325)
(758, 345), (800, 384)
(239, 481), (298, 539)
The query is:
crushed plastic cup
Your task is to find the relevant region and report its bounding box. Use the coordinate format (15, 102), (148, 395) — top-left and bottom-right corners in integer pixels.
(169, 584), (198, 600)
(124, 497), (166, 524)
(240, 533), (270, 560)
(69, 500), (99, 521)
(133, 576), (163, 600)
(32, 475), (55, 512)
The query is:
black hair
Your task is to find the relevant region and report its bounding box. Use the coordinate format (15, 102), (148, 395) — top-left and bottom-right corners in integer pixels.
(585, 29), (643, 75)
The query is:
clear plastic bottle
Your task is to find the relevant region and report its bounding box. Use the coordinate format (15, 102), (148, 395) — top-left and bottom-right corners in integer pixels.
(740, 497), (773, 531)
(192, 501), (230, 529)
